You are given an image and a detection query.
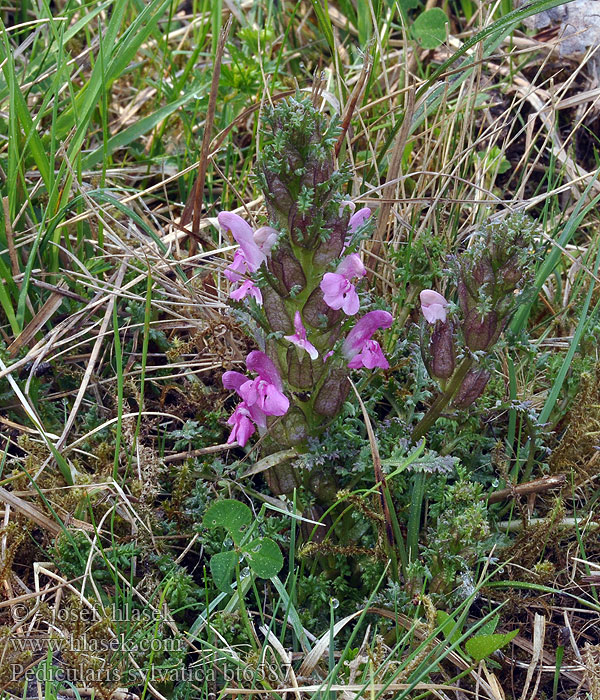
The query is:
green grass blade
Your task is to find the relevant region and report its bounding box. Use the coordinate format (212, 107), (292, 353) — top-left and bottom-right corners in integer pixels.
(82, 87), (205, 169)
(539, 242), (600, 426)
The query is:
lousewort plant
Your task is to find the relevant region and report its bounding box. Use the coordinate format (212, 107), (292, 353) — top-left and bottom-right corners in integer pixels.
(414, 213), (540, 441)
(218, 98), (392, 490)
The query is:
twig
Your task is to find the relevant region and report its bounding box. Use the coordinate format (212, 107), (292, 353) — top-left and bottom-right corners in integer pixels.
(163, 442), (238, 463)
(487, 474), (566, 504)
(334, 52), (372, 158)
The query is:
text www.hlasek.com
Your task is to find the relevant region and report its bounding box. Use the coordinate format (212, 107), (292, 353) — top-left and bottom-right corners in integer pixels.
(7, 633), (182, 654)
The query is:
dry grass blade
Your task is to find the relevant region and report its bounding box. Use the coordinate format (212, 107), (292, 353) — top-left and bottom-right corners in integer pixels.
(7, 280), (68, 357)
(349, 379), (393, 546)
(188, 14), (232, 257)
(240, 448), (298, 478)
(298, 609), (364, 677)
(53, 258), (129, 451)
(335, 52), (372, 158)
(0, 487), (91, 536)
(2, 196), (20, 279)
(259, 625), (302, 700)
(520, 613), (546, 700)
(368, 86), (415, 279)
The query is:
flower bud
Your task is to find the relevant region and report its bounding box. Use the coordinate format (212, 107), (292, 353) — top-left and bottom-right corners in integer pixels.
(258, 98), (349, 255)
(420, 289), (449, 324)
(429, 321), (455, 379)
(286, 346), (316, 389)
(452, 368), (491, 409)
(263, 287), (293, 333)
(313, 368), (351, 417)
(462, 309), (500, 352)
(268, 242), (306, 295)
(498, 252), (522, 290)
(268, 406), (310, 446)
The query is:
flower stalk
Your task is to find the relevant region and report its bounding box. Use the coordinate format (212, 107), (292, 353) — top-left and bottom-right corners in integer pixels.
(414, 213), (539, 442)
(412, 355), (474, 443)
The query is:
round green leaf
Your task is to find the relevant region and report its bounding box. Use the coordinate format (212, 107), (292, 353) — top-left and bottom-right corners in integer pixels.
(244, 537), (284, 579)
(209, 551), (238, 592)
(203, 499), (252, 545)
(412, 8), (449, 50)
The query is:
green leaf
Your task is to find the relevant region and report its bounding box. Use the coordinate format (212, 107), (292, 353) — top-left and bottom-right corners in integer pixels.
(412, 8), (449, 49)
(309, 0), (335, 55)
(270, 576), (312, 653)
(436, 610), (462, 645)
(244, 538), (284, 579)
(203, 499), (252, 546)
(465, 629), (519, 662)
(0, 256), (19, 335)
(476, 146), (511, 174)
(399, 0), (420, 10)
(209, 551), (238, 592)
(356, 0), (372, 44)
(478, 613), (499, 636)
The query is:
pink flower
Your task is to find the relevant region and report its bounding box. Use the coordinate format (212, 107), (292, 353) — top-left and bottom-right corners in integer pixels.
(227, 353), (288, 416)
(222, 370), (267, 428)
(348, 207), (371, 234)
(219, 213), (278, 304)
(246, 351), (285, 390)
(229, 279), (263, 304)
(343, 310), (393, 369)
(222, 351), (290, 445)
(320, 274), (360, 315)
(223, 249), (251, 283)
(284, 312), (319, 360)
(336, 253), (366, 279)
(218, 212), (266, 271)
(253, 226), (279, 255)
(342, 207), (371, 250)
(320, 253), (366, 316)
(239, 355), (289, 418)
(226, 403), (255, 446)
(420, 290), (448, 324)
(239, 377), (289, 416)
(347, 339), (389, 370)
